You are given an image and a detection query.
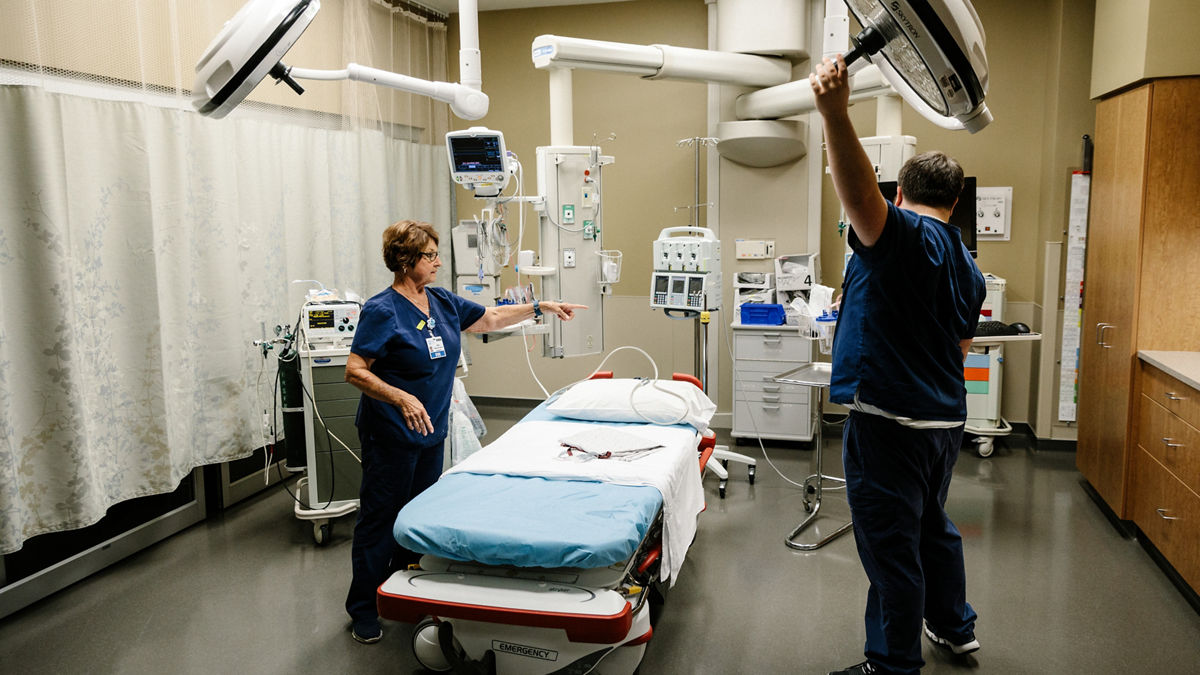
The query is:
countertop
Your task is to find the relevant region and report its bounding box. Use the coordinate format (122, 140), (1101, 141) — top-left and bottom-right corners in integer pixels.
(1138, 351), (1200, 391)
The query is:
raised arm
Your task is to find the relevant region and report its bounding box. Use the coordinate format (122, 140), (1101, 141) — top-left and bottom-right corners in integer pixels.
(466, 300), (587, 333)
(810, 55), (889, 246)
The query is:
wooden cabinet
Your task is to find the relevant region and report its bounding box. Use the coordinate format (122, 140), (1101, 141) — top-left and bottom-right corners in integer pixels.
(1077, 78), (1200, 517)
(731, 323), (815, 442)
(1131, 364), (1200, 591)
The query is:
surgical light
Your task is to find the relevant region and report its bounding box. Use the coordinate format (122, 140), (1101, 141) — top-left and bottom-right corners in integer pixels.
(193, 0), (318, 118)
(840, 0), (992, 132)
(193, 0), (490, 121)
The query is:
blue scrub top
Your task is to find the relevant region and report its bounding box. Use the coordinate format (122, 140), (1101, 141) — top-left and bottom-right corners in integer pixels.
(830, 201), (986, 421)
(351, 285), (486, 446)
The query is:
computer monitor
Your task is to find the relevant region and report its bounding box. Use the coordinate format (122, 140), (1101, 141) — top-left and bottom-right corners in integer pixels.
(878, 176), (977, 257)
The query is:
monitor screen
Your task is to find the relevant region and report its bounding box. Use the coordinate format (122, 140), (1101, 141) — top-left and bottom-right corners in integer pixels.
(448, 135), (504, 173)
(878, 176), (977, 257)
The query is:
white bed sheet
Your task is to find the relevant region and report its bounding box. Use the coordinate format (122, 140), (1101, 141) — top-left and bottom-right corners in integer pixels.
(445, 419), (704, 585)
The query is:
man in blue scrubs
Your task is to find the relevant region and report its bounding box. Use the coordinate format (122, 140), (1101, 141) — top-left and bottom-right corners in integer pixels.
(811, 56), (987, 675)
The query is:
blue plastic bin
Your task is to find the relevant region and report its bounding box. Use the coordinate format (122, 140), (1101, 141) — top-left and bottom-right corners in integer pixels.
(740, 303), (786, 325)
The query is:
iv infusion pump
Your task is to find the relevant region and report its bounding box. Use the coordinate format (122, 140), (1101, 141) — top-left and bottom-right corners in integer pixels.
(651, 272), (720, 311)
(650, 227), (722, 312)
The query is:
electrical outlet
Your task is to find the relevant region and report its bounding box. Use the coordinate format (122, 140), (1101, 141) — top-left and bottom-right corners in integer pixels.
(563, 248), (576, 268)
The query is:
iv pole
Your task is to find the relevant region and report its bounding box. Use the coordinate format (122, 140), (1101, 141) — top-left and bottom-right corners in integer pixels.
(672, 137), (758, 499)
(675, 136), (718, 391)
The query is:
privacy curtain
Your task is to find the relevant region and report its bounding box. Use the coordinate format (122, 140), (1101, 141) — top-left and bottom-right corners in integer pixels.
(0, 0), (453, 554)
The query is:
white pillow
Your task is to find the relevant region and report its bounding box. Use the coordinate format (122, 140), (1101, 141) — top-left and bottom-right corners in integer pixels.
(547, 378), (717, 431)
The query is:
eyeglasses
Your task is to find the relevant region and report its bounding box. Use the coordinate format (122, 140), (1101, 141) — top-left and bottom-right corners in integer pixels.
(419, 250), (440, 262)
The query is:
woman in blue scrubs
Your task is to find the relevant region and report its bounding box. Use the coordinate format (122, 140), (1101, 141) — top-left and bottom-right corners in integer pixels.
(343, 220), (585, 644)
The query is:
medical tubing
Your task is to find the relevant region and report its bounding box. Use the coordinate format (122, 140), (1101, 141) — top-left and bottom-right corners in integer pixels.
(294, 372), (345, 511)
(254, 314), (340, 511)
(255, 355), (272, 486)
(519, 322), (551, 398)
(267, 357), (322, 511)
(299, 372), (361, 464)
(562, 345), (690, 427)
(721, 320), (809, 489)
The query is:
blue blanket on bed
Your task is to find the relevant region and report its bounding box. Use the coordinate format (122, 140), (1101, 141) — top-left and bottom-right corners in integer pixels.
(393, 472), (662, 569)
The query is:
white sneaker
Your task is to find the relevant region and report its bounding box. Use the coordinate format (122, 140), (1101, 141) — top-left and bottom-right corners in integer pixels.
(924, 622), (980, 655)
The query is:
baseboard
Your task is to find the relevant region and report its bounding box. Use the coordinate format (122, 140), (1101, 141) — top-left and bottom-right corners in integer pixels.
(1135, 528), (1200, 617)
(472, 396), (541, 411)
(1078, 478), (1137, 539)
(0, 469), (207, 620)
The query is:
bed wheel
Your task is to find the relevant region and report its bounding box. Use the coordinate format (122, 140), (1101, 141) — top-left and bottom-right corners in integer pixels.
(748, 466), (756, 485)
(412, 618), (452, 672)
(975, 437), (995, 458)
(312, 521), (330, 546)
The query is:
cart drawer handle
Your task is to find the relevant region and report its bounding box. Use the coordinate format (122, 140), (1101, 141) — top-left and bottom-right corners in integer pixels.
(761, 404), (781, 411)
(1161, 438), (1185, 449)
(1164, 392), (1187, 401)
(1156, 508), (1179, 521)
(763, 384), (781, 392)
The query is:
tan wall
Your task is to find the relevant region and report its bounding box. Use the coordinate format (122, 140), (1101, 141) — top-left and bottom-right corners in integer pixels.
(1091, 0), (1200, 99)
(448, 0), (710, 399)
(455, 0), (1101, 427)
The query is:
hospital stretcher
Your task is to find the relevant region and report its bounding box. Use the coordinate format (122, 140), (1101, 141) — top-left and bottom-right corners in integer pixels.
(377, 373), (714, 674)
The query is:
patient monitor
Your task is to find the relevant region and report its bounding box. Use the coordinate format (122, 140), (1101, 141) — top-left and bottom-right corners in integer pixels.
(446, 127), (511, 198)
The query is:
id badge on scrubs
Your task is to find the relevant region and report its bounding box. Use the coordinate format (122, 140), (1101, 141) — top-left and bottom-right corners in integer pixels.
(426, 335), (446, 359)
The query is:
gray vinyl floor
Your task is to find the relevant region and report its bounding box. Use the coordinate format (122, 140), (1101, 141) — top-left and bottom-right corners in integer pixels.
(3, 406), (1200, 674)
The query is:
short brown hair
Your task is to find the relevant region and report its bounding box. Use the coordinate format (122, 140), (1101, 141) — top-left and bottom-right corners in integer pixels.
(382, 220), (439, 273)
(897, 151), (964, 210)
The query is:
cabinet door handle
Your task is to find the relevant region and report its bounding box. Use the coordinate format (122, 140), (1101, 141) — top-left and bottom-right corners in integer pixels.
(1156, 508), (1179, 521)
(1097, 323), (1114, 348)
(1165, 392), (1187, 402)
(1161, 437), (1185, 449)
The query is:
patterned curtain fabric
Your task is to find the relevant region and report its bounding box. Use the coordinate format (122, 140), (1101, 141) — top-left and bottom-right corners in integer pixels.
(0, 84), (449, 553)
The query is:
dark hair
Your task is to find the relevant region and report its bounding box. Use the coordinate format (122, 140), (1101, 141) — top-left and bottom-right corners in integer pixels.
(382, 220), (439, 274)
(897, 151), (964, 210)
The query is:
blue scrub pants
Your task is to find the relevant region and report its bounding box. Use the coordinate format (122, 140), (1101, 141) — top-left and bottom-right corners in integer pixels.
(345, 431), (444, 624)
(842, 411), (978, 674)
